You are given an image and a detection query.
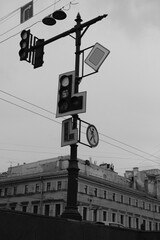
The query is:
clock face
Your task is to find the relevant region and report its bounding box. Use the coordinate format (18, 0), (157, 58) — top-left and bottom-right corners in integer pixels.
(61, 76), (69, 87)
(86, 125), (99, 147)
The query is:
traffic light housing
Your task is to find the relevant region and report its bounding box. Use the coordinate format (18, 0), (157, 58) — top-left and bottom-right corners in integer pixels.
(19, 30), (31, 61)
(56, 71), (86, 118)
(33, 39), (44, 69)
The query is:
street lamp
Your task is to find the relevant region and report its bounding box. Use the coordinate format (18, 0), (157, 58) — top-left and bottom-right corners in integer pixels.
(42, 9), (67, 26)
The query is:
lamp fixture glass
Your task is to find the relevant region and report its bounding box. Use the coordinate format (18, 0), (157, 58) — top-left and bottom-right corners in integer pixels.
(42, 15), (56, 26)
(52, 9), (67, 20)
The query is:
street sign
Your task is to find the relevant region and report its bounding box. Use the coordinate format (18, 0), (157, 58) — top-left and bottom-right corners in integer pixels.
(86, 125), (99, 147)
(85, 42), (110, 71)
(61, 118), (78, 147)
(20, 1), (33, 24)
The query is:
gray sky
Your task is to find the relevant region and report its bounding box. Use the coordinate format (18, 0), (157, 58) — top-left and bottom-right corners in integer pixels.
(0, 0), (160, 175)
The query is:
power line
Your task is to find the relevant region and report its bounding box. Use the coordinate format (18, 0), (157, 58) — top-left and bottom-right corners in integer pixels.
(0, 147), (61, 155)
(99, 138), (160, 165)
(0, 0), (77, 43)
(0, 20), (42, 44)
(1, 90), (160, 167)
(0, 90), (159, 165)
(0, 89), (55, 115)
(0, 0), (39, 24)
(0, 97), (60, 124)
(0, 0), (61, 39)
(99, 132), (160, 161)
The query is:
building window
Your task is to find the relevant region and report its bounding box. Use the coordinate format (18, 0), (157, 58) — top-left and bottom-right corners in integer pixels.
(103, 191), (106, 199)
(141, 220), (146, 230)
(128, 216), (132, 228)
(44, 204), (50, 216)
(22, 205), (27, 212)
(55, 204), (61, 217)
(112, 213), (116, 222)
(103, 211), (107, 221)
(10, 205), (16, 211)
(93, 209), (97, 222)
(155, 222), (158, 231)
(57, 181), (62, 190)
(46, 182), (51, 191)
(0, 189), (2, 197)
(148, 203), (151, 211)
(135, 199), (138, 207)
(112, 193), (115, 201)
(120, 215), (124, 225)
(84, 185), (88, 194)
(94, 188), (97, 197)
(128, 197), (131, 205)
(136, 218), (139, 229)
(120, 195), (123, 203)
(13, 186), (17, 195)
(154, 205), (157, 212)
(143, 201), (145, 209)
(33, 205), (38, 214)
(35, 184), (40, 193)
(83, 207), (87, 221)
(149, 221), (152, 231)
(4, 187), (8, 196)
(24, 185), (28, 194)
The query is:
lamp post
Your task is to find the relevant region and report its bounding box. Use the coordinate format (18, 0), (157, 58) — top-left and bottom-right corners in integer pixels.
(19, 12), (108, 220)
(61, 13), (109, 221)
(61, 13), (82, 221)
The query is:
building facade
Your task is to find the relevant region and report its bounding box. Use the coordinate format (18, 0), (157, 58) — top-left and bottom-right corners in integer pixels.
(0, 156), (160, 231)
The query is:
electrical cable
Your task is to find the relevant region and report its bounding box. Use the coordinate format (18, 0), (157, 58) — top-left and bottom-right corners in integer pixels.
(0, 147), (61, 155)
(0, 0), (61, 38)
(99, 132), (160, 161)
(0, 89), (55, 115)
(99, 138), (160, 166)
(1, 90), (160, 168)
(0, 0), (39, 23)
(0, 0), (77, 42)
(0, 97), (60, 125)
(0, 89), (160, 166)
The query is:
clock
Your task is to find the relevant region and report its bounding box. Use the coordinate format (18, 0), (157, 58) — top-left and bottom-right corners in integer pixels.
(86, 125), (99, 147)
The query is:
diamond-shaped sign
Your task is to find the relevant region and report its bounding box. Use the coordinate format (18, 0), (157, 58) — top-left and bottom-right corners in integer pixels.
(85, 42), (110, 71)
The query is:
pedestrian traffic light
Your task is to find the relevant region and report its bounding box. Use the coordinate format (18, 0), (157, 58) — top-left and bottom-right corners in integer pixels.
(19, 30), (31, 61)
(33, 39), (44, 69)
(56, 71), (87, 118)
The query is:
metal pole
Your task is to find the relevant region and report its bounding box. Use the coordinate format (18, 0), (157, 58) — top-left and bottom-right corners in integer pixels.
(61, 13), (82, 221)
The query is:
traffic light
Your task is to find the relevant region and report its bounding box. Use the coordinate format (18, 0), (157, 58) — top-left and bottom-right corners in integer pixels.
(56, 71), (87, 118)
(19, 30), (31, 61)
(33, 39), (44, 69)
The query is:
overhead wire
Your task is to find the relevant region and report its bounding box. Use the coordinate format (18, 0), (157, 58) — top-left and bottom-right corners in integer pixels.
(0, 89), (160, 165)
(1, 89), (160, 168)
(99, 138), (160, 165)
(0, 89), (55, 115)
(0, 0), (78, 44)
(0, 0), (41, 38)
(99, 132), (160, 161)
(0, 0), (39, 24)
(0, 97), (60, 125)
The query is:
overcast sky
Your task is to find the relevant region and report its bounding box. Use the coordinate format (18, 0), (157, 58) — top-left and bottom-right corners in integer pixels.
(0, 0), (160, 175)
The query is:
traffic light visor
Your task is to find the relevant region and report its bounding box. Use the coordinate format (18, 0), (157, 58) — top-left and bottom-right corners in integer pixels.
(21, 30), (30, 39)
